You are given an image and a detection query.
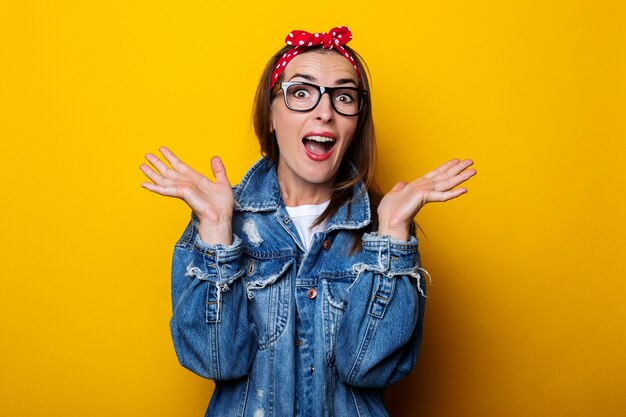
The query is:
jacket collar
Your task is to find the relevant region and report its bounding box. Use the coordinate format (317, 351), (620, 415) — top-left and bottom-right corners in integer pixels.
(234, 158), (371, 231)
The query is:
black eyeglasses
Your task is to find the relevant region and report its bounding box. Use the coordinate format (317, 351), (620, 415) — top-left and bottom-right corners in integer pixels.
(272, 81), (368, 116)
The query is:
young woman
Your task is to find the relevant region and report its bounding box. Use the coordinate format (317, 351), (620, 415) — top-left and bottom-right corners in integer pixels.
(140, 26), (475, 417)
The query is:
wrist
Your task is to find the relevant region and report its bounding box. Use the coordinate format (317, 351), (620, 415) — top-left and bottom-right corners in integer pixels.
(198, 218), (233, 245)
(377, 222), (410, 241)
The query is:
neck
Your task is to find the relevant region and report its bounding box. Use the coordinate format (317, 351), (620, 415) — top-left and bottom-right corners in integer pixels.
(277, 173), (333, 207)
(280, 183), (332, 207)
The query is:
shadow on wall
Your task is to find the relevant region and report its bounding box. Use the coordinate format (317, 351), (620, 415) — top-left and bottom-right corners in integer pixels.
(385, 332), (459, 416)
(385, 366), (427, 416)
(384, 285), (464, 416)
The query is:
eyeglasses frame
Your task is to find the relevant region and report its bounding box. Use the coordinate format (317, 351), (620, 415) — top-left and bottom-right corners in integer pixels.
(272, 81), (369, 117)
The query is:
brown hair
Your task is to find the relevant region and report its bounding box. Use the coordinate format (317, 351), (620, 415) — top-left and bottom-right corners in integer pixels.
(252, 45), (382, 246)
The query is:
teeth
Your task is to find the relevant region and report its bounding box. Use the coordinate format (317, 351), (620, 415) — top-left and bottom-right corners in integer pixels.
(304, 135), (335, 143)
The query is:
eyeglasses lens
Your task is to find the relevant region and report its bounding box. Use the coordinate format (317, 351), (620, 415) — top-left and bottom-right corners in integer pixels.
(285, 84), (361, 116)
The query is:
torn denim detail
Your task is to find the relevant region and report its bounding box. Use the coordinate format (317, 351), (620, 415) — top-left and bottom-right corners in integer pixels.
(212, 281), (232, 322)
(185, 265), (239, 324)
(417, 266), (433, 287)
(375, 237), (391, 271)
(185, 264), (211, 281)
(242, 219), (263, 247)
(185, 262), (244, 285)
(349, 263), (429, 298)
(186, 234), (244, 284)
(245, 259), (293, 300)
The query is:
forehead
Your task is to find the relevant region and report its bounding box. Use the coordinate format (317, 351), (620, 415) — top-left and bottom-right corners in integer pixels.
(282, 50), (357, 85)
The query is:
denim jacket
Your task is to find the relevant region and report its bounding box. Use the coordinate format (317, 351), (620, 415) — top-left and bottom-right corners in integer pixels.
(170, 158), (426, 417)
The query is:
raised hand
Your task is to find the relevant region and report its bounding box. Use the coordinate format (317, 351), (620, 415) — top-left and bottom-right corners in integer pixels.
(140, 147), (235, 245)
(377, 159), (476, 241)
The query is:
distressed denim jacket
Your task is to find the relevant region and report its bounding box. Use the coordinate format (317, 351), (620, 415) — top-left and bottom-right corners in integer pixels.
(170, 158), (426, 417)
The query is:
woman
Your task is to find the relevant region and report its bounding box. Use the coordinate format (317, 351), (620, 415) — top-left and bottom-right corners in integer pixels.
(140, 26), (475, 417)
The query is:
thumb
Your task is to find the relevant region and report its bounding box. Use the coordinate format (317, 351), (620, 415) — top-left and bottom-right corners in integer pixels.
(211, 156), (231, 186)
(391, 181), (409, 192)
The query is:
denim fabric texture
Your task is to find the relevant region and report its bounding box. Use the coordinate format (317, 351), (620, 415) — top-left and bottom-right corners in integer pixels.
(170, 158), (426, 417)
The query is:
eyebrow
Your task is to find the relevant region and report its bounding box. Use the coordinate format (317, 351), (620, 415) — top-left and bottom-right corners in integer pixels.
(288, 73), (358, 87)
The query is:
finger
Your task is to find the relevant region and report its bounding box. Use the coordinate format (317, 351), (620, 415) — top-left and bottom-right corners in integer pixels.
(391, 181), (409, 192)
(211, 156), (231, 186)
(426, 188), (468, 203)
(435, 167), (477, 191)
(438, 159), (474, 180)
(140, 163), (164, 185)
(145, 152), (176, 177)
(141, 181), (179, 197)
(423, 159), (460, 179)
(160, 146), (194, 175)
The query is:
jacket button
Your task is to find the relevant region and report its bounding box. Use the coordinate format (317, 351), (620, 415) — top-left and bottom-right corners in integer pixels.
(322, 239), (332, 250)
(307, 288), (317, 299)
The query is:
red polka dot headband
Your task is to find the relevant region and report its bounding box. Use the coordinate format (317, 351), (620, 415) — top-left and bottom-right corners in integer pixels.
(270, 26), (362, 89)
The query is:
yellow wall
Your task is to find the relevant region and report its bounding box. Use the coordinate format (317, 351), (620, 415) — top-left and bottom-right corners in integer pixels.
(1, 1), (624, 416)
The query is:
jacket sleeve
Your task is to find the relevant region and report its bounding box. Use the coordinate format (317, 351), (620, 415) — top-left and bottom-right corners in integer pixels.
(334, 232), (426, 388)
(170, 215), (258, 381)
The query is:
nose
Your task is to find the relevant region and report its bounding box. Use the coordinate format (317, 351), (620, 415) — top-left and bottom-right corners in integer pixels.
(314, 91), (334, 123)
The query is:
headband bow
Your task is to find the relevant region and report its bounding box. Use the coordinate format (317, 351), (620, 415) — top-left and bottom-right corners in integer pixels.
(270, 26), (362, 89)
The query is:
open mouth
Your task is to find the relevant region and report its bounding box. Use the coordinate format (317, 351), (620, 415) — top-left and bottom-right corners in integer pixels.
(302, 135), (336, 156)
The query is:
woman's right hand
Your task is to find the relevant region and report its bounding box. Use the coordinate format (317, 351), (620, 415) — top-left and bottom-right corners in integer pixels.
(140, 147), (235, 245)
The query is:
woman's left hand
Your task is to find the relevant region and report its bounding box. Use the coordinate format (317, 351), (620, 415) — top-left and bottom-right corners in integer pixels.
(377, 159), (476, 241)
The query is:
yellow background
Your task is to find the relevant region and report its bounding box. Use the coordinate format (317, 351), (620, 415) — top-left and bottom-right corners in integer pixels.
(1, 1), (625, 416)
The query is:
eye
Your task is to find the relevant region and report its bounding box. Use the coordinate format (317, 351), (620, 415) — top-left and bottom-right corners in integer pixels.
(335, 91), (356, 103)
(293, 89), (310, 99)
(287, 85), (315, 100)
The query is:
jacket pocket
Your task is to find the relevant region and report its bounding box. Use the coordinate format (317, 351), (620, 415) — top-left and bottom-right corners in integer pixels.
(245, 257), (293, 350)
(321, 274), (354, 370)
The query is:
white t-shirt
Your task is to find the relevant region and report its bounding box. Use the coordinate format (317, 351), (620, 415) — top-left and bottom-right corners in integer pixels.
(285, 200), (330, 252)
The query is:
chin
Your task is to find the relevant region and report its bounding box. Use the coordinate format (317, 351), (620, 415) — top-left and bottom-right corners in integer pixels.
(302, 171), (335, 186)
(303, 160), (341, 181)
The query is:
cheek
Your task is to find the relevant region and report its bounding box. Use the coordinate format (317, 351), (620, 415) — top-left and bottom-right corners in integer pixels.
(270, 101), (288, 133)
(343, 119), (358, 141)
(271, 107), (289, 133)
(273, 109), (307, 138)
